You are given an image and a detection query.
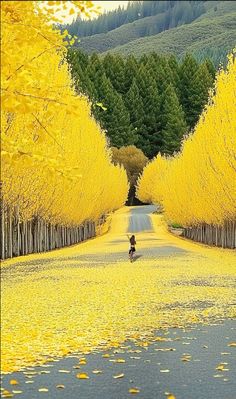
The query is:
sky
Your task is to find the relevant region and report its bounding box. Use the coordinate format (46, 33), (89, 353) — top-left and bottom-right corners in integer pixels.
(40, 1), (130, 24)
(93, 1), (129, 13)
(62, 1), (130, 23)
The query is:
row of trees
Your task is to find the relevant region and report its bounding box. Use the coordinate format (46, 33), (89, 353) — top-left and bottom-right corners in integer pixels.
(68, 49), (215, 158)
(1, 1), (129, 259)
(63, 1), (206, 38)
(137, 53), (236, 248)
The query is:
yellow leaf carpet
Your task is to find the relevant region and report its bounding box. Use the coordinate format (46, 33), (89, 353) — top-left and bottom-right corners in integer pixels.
(1, 206), (236, 373)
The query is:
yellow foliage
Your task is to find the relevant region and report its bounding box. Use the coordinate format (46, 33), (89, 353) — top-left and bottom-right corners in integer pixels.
(1, 209), (235, 373)
(1, 1), (128, 226)
(137, 53), (236, 226)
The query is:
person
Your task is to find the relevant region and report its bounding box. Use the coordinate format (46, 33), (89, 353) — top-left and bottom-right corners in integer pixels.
(127, 234), (136, 262)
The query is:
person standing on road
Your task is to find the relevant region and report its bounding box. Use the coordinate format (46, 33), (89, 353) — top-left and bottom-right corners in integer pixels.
(127, 234), (136, 262)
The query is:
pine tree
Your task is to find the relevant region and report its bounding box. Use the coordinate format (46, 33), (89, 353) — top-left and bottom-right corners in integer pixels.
(124, 55), (139, 92)
(77, 65), (97, 99)
(179, 53), (199, 128)
(86, 53), (103, 82)
(168, 54), (180, 94)
(93, 74), (136, 147)
(161, 84), (187, 155)
(137, 64), (161, 157)
(190, 63), (213, 127)
(125, 78), (144, 136)
(204, 58), (216, 80)
(103, 54), (125, 94)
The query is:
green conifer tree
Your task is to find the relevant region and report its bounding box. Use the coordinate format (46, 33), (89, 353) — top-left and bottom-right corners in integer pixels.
(125, 78), (144, 136)
(137, 64), (162, 157)
(190, 63), (213, 126)
(124, 55), (139, 92)
(103, 54), (125, 94)
(161, 84), (187, 155)
(179, 53), (199, 128)
(204, 58), (216, 80)
(93, 74), (137, 147)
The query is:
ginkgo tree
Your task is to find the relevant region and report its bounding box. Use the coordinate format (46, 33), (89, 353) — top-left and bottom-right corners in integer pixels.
(137, 52), (236, 247)
(1, 2), (128, 240)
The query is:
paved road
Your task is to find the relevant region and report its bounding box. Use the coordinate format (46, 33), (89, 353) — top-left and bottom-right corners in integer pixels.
(1, 206), (236, 399)
(128, 205), (156, 233)
(1, 321), (236, 399)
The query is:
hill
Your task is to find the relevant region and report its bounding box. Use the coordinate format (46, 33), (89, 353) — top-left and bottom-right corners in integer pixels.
(66, 1), (207, 38)
(103, 12), (236, 65)
(73, 1), (236, 64)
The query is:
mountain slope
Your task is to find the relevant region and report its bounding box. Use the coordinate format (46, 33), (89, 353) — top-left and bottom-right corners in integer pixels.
(75, 1), (236, 64)
(103, 12), (236, 64)
(76, 12), (170, 54)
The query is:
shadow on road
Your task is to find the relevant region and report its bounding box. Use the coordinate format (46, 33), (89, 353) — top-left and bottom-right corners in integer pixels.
(132, 254), (143, 262)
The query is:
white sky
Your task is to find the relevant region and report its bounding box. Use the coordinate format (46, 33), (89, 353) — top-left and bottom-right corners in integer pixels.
(40, 1), (130, 24)
(93, 1), (129, 13)
(62, 1), (130, 23)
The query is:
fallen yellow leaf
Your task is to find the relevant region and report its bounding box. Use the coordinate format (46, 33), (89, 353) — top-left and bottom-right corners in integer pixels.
(76, 373), (89, 379)
(115, 358), (125, 363)
(2, 390), (13, 398)
(129, 388), (140, 394)
(58, 369), (70, 373)
(113, 373), (124, 379)
(79, 360), (86, 365)
(216, 364), (226, 371)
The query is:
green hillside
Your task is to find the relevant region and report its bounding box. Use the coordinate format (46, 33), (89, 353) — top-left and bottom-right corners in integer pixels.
(75, 1), (236, 64)
(76, 13), (171, 54)
(104, 12), (236, 64)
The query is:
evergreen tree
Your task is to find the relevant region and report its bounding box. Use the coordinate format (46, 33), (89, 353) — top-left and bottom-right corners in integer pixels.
(137, 65), (161, 157)
(125, 78), (144, 136)
(168, 54), (180, 91)
(93, 74), (136, 147)
(124, 55), (139, 92)
(190, 63), (213, 126)
(67, 48), (213, 159)
(86, 53), (103, 82)
(103, 54), (126, 94)
(77, 65), (97, 99)
(161, 84), (187, 155)
(153, 57), (170, 93)
(62, 0), (206, 41)
(204, 58), (216, 80)
(179, 53), (199, 128)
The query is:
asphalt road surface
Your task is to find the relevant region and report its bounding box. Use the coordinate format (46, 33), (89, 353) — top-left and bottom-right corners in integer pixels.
(1, 321), (236, 399)
(1, 206), (236, 399)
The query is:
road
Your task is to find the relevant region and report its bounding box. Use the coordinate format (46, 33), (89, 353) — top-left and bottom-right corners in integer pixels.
(1, 206), (236, 399)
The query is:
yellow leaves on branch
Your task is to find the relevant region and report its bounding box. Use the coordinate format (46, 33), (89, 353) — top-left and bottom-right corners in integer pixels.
(1, 1), (128, 226)
(137, 52), (236, 227)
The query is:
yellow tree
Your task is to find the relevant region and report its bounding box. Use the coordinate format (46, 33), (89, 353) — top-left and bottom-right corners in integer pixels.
(137, 53), (236, 246)
(1, 1), (129, 257)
